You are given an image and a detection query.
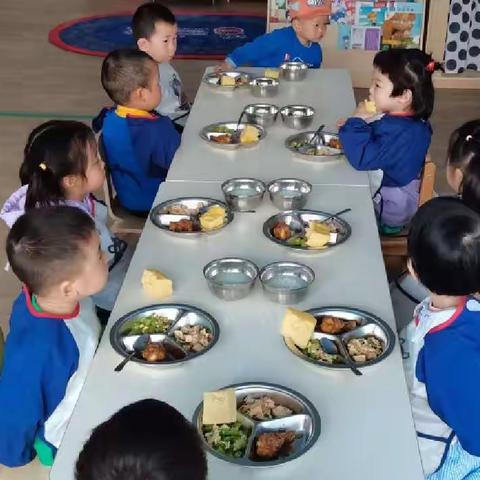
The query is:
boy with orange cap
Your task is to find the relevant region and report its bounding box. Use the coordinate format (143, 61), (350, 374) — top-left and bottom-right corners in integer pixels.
(216, 0), (331, 70)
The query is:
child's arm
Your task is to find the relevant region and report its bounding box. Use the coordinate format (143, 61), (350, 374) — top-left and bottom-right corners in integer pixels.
(151, 118), (181, 170)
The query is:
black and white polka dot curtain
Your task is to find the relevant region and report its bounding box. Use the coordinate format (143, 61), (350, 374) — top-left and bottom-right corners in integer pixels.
(445, 0), (480, 73)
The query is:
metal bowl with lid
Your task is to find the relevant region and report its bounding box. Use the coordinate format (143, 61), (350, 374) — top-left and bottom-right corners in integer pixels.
(280, 61), (308, 81)
(250, 77), (279, 98)
(222, 178), (266, 211)
(244, 104), (279, 128)
(280, 105), (315, 130)
(267, 178), (312, 210)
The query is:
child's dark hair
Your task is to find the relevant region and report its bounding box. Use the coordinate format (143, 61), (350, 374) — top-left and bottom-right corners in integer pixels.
(75, 399), (207, 480)
(447, 119), (480, 213)
(132, 3), (176, 42)
(408, 197), (480, 295)
(101, 48), (156, 105)
(19, 120), (96, 210)
(374, 48), (441, 120)
(6, 206), (96, 295)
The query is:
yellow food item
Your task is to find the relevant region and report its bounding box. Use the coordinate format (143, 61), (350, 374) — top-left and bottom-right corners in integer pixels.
(365, 100), (377, 114)
(203, 388), (237, 425)
(141, 269), (173, 299)
(281, 307), (316, 349)
(305, 221), (331, 249)
(264, 68), (279, 79)
(199, 205), (226, 231)
(220, 75), (236, 87)
(240, 125), (260, 144)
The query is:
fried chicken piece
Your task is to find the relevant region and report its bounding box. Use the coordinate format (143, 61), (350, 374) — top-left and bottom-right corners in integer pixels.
(211, 134), (232, 144)
(328, 138), (341, 149)
(319, 316), (347, 334)
(256, 432), (296, 459)
(142, 342), (167, 362)
(168, 219), (194, 232)
(273, 222), (291, 241)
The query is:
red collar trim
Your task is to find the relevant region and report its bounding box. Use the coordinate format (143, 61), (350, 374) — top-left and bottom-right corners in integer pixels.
(428, 296), (467, 334)
(23, 286), (80, 320)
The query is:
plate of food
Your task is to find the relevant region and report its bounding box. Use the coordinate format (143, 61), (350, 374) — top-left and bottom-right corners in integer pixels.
(110, 304), (219, 366)
(150, 197), (234, 236)
(263, 210), (351, 251)
(200, 122), (265, 150)
(193, 382), (320, 467)
(203, 71), (252, 91)
(286, 131), (343, 161)
(283, 307), (395, 370)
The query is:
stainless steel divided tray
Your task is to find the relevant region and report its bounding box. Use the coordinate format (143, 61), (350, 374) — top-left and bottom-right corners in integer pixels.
(193, 382), (320, 467)
(110, 304), (219, 366)
(200, 122), (266, 150)
(150, 197), (234, 236)
(286, 131), (344, 161)
(203, 71), (252, 90)
(263, 210), (351, 251)
(285, 307), (395, 369)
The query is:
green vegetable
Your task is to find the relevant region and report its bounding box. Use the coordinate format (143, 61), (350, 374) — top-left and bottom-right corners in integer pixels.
(211, 126), (235, 134)
(287, 236), (307, 247)
(203, 422), (250, 458)
(303, 339), (344, 364)
(124, 314), (172, 335)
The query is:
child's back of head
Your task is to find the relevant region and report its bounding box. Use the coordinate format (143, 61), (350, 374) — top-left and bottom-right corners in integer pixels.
(408, 196), (480, 296)
(75, 399), (207, 480)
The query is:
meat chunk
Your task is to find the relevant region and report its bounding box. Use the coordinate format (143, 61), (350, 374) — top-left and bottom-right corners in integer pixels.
(256, 431), (296, 459)
(142, 342), (167, 362)
(319, 316), (358, 334)
(169, 219), (194, 232)
(273, 222), (291, 241)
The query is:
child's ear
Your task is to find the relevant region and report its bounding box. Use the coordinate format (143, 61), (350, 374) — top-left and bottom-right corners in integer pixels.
(61, 175), (81, 190)
(59, 279), (76, 299)
(399, 88), (413, 108)
(407, 258), (418, 280)
(137, 38), (149, 52)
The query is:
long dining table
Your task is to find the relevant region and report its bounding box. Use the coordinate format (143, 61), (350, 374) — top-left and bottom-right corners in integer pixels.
(50, 68), (424, 480)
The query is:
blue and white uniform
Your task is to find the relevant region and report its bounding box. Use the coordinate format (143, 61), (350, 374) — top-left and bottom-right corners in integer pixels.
(401, 297), (480, 478)
(0, 289), (100, 467)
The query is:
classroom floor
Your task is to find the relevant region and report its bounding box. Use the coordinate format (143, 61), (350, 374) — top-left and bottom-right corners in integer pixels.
(0, 0), (479, 478)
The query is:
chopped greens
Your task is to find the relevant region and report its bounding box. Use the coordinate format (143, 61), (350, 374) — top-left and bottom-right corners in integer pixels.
(203, 422), (250, 458)
(123, 314), (172, 335)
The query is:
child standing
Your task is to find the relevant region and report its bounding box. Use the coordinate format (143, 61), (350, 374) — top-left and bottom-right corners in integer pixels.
(402, 197), (480, 479)
(0, 206), (107, 466)
(75, 399), (207, 480)
(132, 3), (190, 129)
(0, 120), (132, 314)
(216, 0), (331, 70)
(339, 49), (437, 232)
(94, 49), (180, 214)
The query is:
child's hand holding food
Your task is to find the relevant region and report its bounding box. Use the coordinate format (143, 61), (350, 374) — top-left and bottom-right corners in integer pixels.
(351, 100), (377, 120)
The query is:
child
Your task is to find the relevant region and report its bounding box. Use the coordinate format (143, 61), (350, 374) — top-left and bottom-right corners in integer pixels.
(132, 2), (190, 128)
(0, 120), (132, 314)
(402, 197), (480, 479)
(216, 0), (331, 70)
(94, 48), (180, 214)
(75, 399), (207, 480)
(339, 49), (437, 232)
(0, 206), (106, 467)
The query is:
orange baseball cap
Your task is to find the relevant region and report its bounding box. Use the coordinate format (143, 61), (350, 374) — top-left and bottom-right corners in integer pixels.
(287, 0), (332, 19)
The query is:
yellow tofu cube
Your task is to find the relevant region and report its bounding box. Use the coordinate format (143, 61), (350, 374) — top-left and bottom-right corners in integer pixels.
(141, 269), (173, 299)
(365, 100), (377, 114)
(281, 307), (316, 349)
(199, 206), (226, 231)
(264, 68), (279, 79)
(305, 221), (331, 248)
(240, 125), (260, 144)
(203, 388), (237, 425)
(220, 75), (236, 86)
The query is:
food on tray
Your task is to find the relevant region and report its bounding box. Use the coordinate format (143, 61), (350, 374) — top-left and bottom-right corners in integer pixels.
(203, 388), (237, 425)
(239, 395), (293, 420)
(142, 341), (167, 362)
(347, 336), (385, 363)
(208, 125), (260, 145)
(168, 218), (195, 232)
(317, 315), (358, 334)
(203, 422), (250, 458)
(328, 137), (342, 150)
(124, 314), (172, 335)
(173, 325), (212, 352)
(240, 125), (260, 144)
(303, 339), (344, 364)
(220, 74), (237, 87)
(164, 204), (191, 215)
(305, 221), (332, 248)
(199, 205), (226, 231)
(289, 136), (342, 156)
(273, 221), (292, 241)
(264, 68), (280, 79)
(211, 134), (232, 144)
(281, 307), (317, 349)
(141, 269), (173, 299)
(255, 431), (296, 459)
(364, 100), (377, 114)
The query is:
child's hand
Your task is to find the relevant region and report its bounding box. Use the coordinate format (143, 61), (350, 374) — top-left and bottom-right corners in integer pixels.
(336, 118), (346, 128)
(214, 62), (234, 73)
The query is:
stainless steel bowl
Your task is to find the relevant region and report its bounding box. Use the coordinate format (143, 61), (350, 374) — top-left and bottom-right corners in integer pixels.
(280, 62), (308, 81)
(200, 122), (266, 150)
(193, 382), (321, 467)
(244, 104), (279, 128)
(249, 77), (279, 98)
(280, 105), (315, 130)
(203, 71), (251, 91)
(203, 257), (259, 301)
(286, 131), (343, 161)
(267, 178), (312, 210)
(221, 178), (266, 212)
(259, 262), (315, 304)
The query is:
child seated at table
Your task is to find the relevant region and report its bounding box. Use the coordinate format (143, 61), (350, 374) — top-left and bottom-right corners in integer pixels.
(216, 0), (331, 70)
(0, 206), (106, 467)
(0, 120), (132, 318)
(93, 48), (181, 215)
(132, 2), (190, 130)
(75, 399), (207, 480)
(339, 48), (439, 233)
(401, 197), (480, 479)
